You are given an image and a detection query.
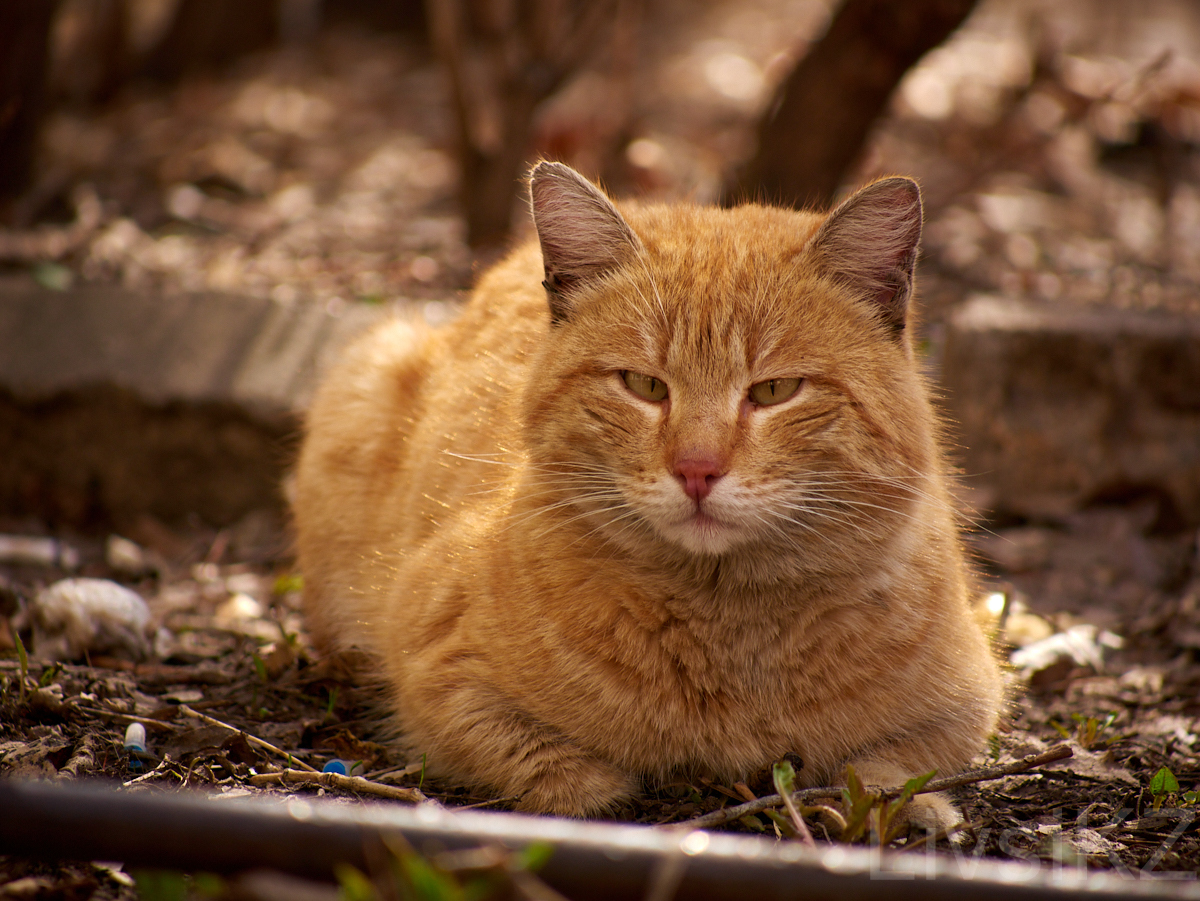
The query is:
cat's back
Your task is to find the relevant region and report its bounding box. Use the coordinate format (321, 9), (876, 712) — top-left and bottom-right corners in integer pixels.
(293, 240), (548, 648)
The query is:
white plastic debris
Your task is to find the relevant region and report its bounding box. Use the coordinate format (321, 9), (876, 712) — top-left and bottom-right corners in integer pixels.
(216, 592), (263, 622)
(30, 578), (153, 661)
(1009, 623), (1124, 676)
(105, 535), (150, 575)
(124, 722), (150, 772)
(123, 723), (147, 754)
(0, 534), (79, 569)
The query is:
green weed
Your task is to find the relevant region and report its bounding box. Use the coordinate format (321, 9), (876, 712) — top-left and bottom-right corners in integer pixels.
(251, 652), (268, 683)
(1050, 711), (1119, 750)
(335, 835), (556, 901)
(272, 573), (304, 596)
(771, 759), (816, 846)
(834, 764), (936, 845)
(325, 686), (339, 722)
(1150, 766), (1180, 811)
(131, 871), (223, 901)
(14, 631), (29, 703)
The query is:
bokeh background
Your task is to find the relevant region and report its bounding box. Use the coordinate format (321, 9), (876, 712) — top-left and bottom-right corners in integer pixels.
(4, 0), (1199, 322)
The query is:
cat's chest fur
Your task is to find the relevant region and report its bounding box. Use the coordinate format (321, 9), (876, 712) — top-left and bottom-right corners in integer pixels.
(382, 479), (950, 783)
(294, 162), (1004, 816)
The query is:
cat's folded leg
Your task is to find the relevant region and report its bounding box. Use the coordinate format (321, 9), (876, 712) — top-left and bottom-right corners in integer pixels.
(406, 685), (638, 817)
(506, 730), (641, 817)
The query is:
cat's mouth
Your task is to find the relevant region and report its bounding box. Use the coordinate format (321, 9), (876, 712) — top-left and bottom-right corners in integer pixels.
(662, 508), (739, 556)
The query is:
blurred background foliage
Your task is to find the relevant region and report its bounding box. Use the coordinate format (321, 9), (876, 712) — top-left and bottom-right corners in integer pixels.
(1, 0), (1198, 319)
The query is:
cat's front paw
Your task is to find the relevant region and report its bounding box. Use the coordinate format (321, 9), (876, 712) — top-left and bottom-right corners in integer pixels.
(899, 791), (962, 839)
(845, 757), (964, 842)
(511, 748), (638, 817)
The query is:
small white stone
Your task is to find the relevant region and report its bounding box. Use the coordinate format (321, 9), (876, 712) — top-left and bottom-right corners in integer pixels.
(106, 535), (149, 575)
(32, 578), (153, 661)
(217, 592), (264, 621)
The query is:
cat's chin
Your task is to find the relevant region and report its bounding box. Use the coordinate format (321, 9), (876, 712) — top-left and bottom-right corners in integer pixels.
(659, 511), (742, 557)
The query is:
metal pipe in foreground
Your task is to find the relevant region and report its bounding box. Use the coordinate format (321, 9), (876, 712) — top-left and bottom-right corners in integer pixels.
(0, 780), (1194, 901)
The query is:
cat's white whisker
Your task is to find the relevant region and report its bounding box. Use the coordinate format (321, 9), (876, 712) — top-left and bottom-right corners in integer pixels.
(776, 496), (939, 536)
(526, 500), (639, 544)
(762, 505), (869, 541)
(572, 507), (650, 555)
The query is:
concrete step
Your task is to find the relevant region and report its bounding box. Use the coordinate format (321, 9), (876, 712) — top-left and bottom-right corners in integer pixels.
(4, 279), (1197, 533)
(942, 295), (1200, 528)
(0, 275), (389, 530)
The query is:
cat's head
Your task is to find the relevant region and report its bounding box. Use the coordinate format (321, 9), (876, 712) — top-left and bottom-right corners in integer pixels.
(521, 162), (941, 568)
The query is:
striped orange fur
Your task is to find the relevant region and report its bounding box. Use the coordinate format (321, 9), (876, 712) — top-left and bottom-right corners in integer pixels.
(293, 162), (1003, 822)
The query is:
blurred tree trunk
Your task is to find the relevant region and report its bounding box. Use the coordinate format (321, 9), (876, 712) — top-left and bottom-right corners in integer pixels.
(52, 0), (130, 105)
(141, 0), (425, 80)
(426, 0), (618, 250)
(143, 0), (279, 81)
(0, 0), (59, 216)
(728, 0), (981, 210)
(324, 0), (426, 32)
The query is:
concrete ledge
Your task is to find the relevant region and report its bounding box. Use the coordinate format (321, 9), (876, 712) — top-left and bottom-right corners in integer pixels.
(6, 281), (1198, 532)
(942, 295), (1200, 525)
(0, 276), (391, 528)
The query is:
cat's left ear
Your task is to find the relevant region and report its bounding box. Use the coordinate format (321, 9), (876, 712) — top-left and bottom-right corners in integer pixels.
(806, 177), (923, 334)
(530, 161), (641, 323)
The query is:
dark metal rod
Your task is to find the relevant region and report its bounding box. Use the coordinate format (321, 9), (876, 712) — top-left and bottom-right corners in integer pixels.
(0, 780), (1194, 901)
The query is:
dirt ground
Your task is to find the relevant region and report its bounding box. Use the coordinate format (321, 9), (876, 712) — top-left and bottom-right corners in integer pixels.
(2, 0), (1200, 895)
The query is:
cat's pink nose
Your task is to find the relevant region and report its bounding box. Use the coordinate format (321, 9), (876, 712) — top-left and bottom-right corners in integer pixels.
(675, 457), (724, 502)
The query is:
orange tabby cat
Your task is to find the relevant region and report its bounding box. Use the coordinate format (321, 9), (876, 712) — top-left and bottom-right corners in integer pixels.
(293, 161), (1003, 823)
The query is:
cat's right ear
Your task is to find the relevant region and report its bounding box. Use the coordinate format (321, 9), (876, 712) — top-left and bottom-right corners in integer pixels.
(806, 177), (923, 335)
(530, 161), (641, 324)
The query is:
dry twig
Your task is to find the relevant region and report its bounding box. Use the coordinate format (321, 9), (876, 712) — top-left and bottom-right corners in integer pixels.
(177, 704), (318, 773)
(902, 818), (978, 852)
(123, 754), (176, 788)
(677, 744), (1075, 831)
(247, 768), (426, 803)
(77, 703), (181, 731)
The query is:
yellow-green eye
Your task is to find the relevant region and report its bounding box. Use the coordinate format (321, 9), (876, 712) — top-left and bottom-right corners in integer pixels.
(621, 370), (668, 402)
(749, 377), (801, 406)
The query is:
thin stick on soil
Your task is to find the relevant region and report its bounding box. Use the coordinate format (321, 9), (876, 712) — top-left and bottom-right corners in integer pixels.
(177, 704), (319, 773)
(887, 744), (1073, 798)
(676, 744), (1075, 831)
(123, 754), (176, 788)
(247, 769), (426, 803)
(455, 796), (521, 811)
(901, 818), (978, 852)
(364, 760), (425, 781)
(79, 705), (181, 731)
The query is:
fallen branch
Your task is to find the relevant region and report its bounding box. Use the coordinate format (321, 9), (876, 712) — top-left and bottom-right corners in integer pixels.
(456, 796), (521, 812)
(677, 744), (1074, 831)
(177, 704), (318, 773)
(123, 754), (176, 788)
(887, 744), (1074, 798)
(247, 769), (426, 803)
(56, 735), (97, 780)
(76, 703), (181, 731)
(901, 818), (978, 853)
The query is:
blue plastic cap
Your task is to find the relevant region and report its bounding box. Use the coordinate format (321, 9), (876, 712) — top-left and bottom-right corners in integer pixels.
(322, 759), (348, 775)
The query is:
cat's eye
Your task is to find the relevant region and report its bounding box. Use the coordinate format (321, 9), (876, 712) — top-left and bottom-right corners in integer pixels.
(621, 370), (668, 402)
(749, 377), (802, 406)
